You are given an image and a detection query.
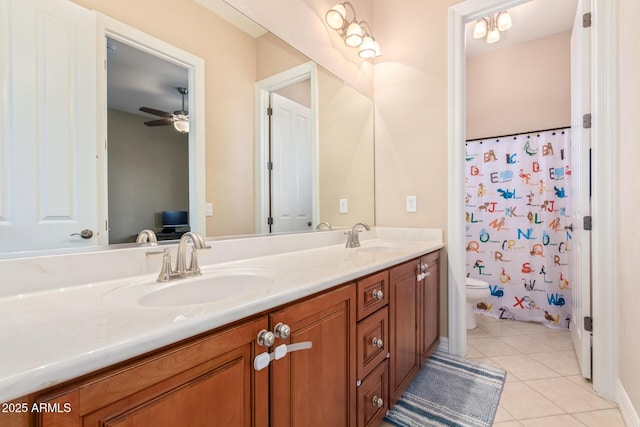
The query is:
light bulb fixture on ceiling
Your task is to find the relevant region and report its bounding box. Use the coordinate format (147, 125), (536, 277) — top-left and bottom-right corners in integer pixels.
(473, 10), (512, 44)
(325, 2), (381, 59)
(173, 118), (189, 134)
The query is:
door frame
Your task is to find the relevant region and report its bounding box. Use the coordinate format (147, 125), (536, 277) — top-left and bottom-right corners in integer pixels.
(95, 14), (206, 244)
(447, 0), (619, 399)
(254, 61), (319, 234)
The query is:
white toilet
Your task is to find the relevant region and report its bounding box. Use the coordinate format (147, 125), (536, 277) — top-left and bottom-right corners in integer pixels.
(466, 277), (491, 329)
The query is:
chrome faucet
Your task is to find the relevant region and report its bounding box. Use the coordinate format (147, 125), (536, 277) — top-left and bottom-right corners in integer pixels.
(316, 222), (333, 231)
(345, 222), (370, 248)
(136, 229), (158, 244)
(146, 232), (210, 282)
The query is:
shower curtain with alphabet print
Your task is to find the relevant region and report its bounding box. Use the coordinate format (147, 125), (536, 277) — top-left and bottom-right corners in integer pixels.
(465, 128), (572, 329)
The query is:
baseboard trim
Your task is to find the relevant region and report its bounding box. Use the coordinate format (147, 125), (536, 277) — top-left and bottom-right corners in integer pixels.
(437, 337), (449, 353)
(618, 380), (640, 427)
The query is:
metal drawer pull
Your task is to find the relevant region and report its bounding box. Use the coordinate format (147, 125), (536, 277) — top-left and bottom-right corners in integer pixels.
(372, 289), (384, 300)
(371, 337), (383, 348)
(372, 396), (384, 408)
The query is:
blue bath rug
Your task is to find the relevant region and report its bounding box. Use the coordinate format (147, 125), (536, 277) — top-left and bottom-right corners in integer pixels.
(384, 350), (506, 427)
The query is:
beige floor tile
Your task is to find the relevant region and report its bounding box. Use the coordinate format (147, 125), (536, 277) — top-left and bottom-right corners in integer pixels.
(508, 321), (552, 335)
(494, 405), (516, 423)
(466, 343), (486, 358)
(468, 357), (520, 382)
(492, 354), (562, 381)
(527, 332), (574, 351)
(566, 375), (596, 392)
(525, 377), (616, 413)
(468, 326), (492, 338)
(377, 421), (394, 427)
(528, 350), (581, 376)
(496, 334), (555, 354)
(468, 337), (521, 357)
(493, 421), (523, 427)
(572, 408), (626, 427)
(499, 382), (565, 419)
(479, 322), (523, 337)
(518, 414), (586, 427)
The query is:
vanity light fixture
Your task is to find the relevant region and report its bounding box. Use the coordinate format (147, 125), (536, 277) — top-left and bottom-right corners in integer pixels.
(473, 10), (512, 44)
(325, 2), (381, 59)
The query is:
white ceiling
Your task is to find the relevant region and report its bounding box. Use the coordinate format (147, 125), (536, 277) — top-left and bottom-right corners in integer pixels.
(106, 37), (188, 119)
(466, 0), (578, 57)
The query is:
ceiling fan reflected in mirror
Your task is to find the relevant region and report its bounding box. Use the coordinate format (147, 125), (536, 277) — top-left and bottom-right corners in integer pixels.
(139, 87), (189, 134)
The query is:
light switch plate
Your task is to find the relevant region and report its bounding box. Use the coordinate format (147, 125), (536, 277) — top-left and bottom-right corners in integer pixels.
(206, 202), (213, 216)
(339, 198), (348, 213)
(406, 196), (417, 213)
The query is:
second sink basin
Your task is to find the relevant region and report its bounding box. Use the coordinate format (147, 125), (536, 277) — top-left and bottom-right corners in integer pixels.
(139, 271), (275, 307)
(102, 267), (277, 308)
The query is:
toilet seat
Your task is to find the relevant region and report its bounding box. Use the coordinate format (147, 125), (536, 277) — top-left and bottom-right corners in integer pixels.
(466, 277), (489, 289)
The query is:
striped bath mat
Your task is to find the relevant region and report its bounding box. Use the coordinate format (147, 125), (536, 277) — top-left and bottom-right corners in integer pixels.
(384, 350), (506, 427)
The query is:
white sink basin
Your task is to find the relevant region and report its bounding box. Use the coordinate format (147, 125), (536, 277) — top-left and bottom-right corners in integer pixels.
(103, 268), (277, 308)
(140, 272), (275, 307)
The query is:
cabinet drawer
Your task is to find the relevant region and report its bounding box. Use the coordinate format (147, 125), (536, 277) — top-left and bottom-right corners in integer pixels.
(356, 270), (388, 321)
(357, 306), (389, 381)
(357, 359), (388, 427)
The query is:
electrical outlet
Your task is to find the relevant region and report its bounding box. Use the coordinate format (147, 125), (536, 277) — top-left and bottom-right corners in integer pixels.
(206, 202), (213, 217)
(339, 198), (348, 213)
(406, 196), (417, 213)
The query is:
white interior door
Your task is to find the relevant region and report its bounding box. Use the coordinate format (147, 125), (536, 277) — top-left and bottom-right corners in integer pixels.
(569, 0), (592, 379)
(269, 92), (313, 233)
(0, 0), (97, 252)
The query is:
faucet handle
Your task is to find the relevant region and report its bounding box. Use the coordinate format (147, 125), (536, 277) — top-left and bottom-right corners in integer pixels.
(189, 247), (202, 275)
(146, 248), (174, 282)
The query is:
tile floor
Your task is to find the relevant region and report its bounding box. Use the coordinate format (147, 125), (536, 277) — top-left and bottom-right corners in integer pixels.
(379, 314), (626, 427)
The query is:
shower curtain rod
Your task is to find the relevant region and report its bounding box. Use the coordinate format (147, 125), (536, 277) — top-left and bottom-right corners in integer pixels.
(465, 125), (571, 143)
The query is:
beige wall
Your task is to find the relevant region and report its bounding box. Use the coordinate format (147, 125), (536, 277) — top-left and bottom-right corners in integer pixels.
(373, 0), (457, 337)
(618, 0), (640, 415)
(107, 109), (188, 243)
(466, 31), (572, 140)
(73, 0), (258, 237)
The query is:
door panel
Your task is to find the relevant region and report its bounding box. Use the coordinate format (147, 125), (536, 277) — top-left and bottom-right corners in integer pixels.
(1, 0), (97, 252)
(270, 92), (313, 233)
(569, 0), (592, 379)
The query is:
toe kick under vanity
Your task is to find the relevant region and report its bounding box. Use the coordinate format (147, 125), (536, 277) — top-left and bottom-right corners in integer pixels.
(0, 227), (442, 427)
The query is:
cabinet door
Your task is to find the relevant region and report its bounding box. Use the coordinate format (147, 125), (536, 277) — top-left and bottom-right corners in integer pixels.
(419, 251), (440, 366)
(37, 317), (269, 427)
(388, 259), (420, 406)
(270, 285), (356, 427)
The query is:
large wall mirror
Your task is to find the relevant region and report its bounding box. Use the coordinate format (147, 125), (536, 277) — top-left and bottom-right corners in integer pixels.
(0, 0), (374, 256)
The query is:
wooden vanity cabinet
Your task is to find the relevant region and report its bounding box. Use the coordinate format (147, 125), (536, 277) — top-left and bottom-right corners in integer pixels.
(388, 259), (420, 406)
(269, 284), (356, 427)
(9, 250), (441, 427)
(388, 250), (440, 406)
(418, 251), (440, 366)
(36, 317), (270, 427)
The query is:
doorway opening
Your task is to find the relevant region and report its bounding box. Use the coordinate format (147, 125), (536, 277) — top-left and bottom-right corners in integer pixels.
(255, 62), (319, 234)
(95, 16), (206, 245)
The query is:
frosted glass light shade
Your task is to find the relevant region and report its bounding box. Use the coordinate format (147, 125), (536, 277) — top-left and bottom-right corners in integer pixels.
(487, 27), (500, 44)
(497, 11), (512, 31)
(174, 119), (189, 133)
(473, 19), (487, 39)
(325, 4), (346, 30)
(358, 36), (376, 58)
(345, 21), (363, 47)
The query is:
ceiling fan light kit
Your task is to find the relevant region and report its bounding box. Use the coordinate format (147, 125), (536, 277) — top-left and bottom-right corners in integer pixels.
(139, 86), (189, 133)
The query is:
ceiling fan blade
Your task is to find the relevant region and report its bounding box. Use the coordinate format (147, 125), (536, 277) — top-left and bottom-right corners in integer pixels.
(139, 107), (173, 118)
(143, 118), (173, 126)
